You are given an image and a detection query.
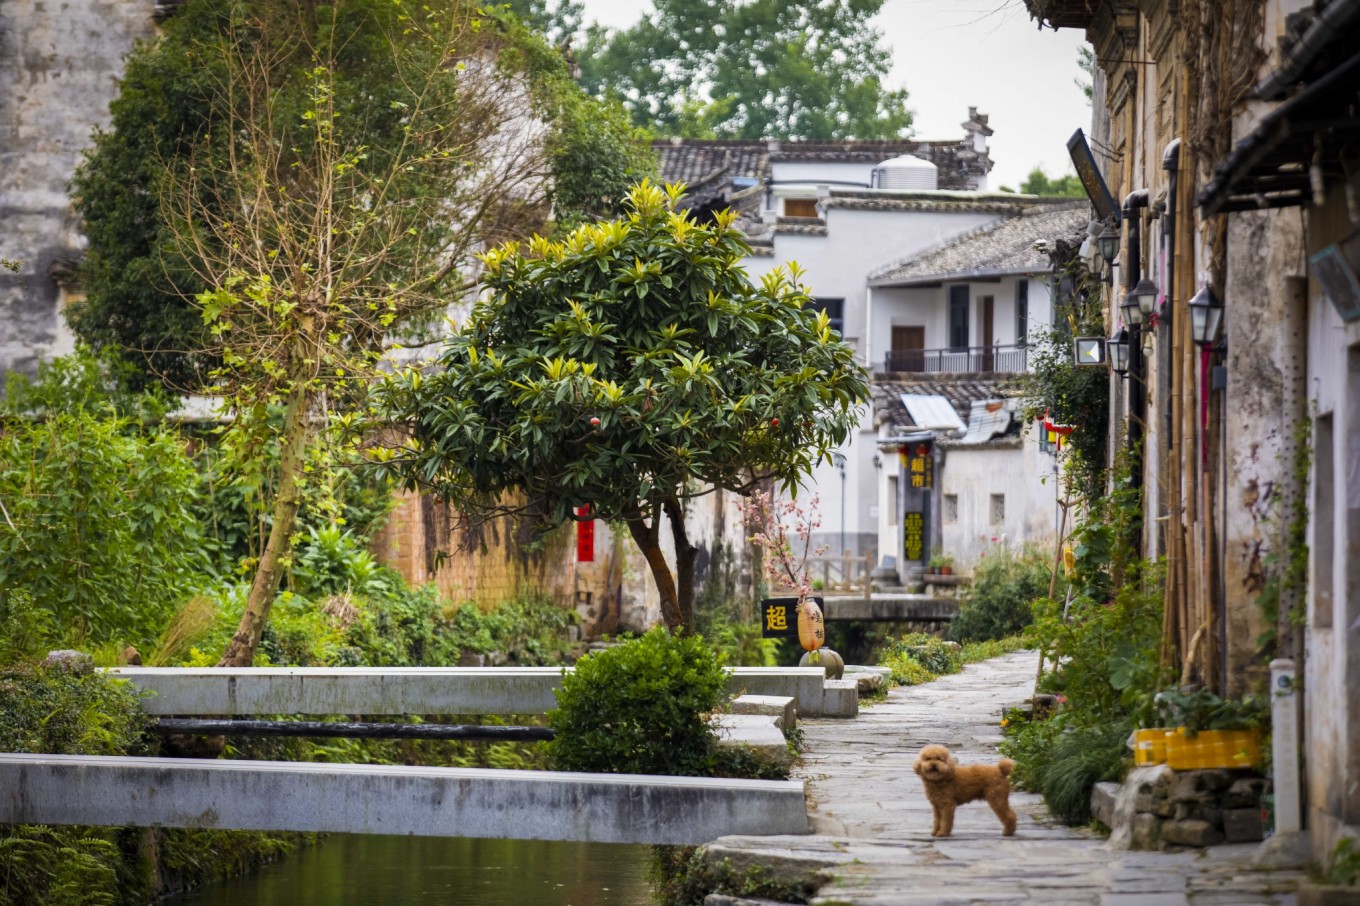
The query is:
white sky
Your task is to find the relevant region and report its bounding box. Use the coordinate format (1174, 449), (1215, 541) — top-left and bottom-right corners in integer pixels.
(574, 0), (1093, 191)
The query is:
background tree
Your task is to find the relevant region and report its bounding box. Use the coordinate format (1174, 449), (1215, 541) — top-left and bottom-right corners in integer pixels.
(377, 182), (868, 633)
(130, 0), (565, 666)
(501, 0), (584, 45)
(71, 0), (651, 394)
(576, 0), (912, 140)
(1000, 167), (1088, 197)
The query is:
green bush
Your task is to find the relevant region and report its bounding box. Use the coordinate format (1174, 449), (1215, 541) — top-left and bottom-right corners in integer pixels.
(948, 544), (1051, 643)
(0, 662), (157, 906)
(0, 664), (152, 756)
(999, 464), (1168, 825)
(0, 364), (210, 648)
(546, 628), (728, 776)
(879, 633), (962, 684)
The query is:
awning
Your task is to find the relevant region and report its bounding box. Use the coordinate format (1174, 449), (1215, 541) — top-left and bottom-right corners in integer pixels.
(1198, 49), (1360, 215)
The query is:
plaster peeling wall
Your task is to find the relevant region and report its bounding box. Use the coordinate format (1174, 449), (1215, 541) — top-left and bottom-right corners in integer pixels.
(0, 0), (156, 379)
(1220, 206), (1305, 696)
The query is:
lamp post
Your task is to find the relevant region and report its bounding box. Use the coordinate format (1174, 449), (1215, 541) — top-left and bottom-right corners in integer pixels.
(1108, 327), (1130, 376)
(1188, 285), (1224, 348)
(1096, 222), (1120, 274)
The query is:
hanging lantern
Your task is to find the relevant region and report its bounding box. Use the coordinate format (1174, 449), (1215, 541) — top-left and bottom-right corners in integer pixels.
(797, 598), (825, 652)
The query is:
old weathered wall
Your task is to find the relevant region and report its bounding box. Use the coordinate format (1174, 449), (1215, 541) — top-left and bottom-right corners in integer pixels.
(0, 0), (156, 378)
(371, 489), (761, 639)
(1219, 204), (1305, 696)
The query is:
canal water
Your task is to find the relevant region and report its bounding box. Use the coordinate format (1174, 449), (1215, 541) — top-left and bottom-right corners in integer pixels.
(162, 835), (655, 905)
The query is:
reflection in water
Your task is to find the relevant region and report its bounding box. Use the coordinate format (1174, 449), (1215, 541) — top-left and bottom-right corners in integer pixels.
(163, 835), (654, 906)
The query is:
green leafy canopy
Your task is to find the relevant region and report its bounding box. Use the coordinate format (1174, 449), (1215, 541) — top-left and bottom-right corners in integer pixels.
(577, 0), (913, 140)
(378, 181), (869, 528)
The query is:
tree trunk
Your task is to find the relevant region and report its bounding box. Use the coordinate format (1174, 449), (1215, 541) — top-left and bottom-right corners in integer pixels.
(664, 497), (697, 634)
(624, 507), (685, 633)
(218, 380), (314, 666)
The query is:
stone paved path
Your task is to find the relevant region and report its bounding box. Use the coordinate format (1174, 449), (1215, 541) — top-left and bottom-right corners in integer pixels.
(705, 650), (1304, 905)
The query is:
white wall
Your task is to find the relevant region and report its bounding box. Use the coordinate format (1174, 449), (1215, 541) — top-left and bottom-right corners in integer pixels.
(1303, 259), (1360, 849)
(867, 275), (1054, 371)
(770, 161), (877, 187)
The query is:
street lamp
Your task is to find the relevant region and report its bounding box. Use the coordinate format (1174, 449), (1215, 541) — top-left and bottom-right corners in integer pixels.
(1108, 327), (1130, 375)
(1131, 277), (1160, 320)
(1096, 222), (1120, 268)
(1120, 290), (1144, 327)
(1188, 285), (1224, 348)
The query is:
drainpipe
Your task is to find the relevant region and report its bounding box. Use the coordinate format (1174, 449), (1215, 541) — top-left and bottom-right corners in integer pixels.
(1162, 140), (1180, 449)
(1123, 189), (1150, 502)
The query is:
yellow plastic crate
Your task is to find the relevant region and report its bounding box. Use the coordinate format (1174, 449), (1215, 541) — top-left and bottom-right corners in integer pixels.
(1164, 727), (1262, 770)
(1133, 728), (1172, 766)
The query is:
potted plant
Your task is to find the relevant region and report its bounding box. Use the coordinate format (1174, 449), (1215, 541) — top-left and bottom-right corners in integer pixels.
(739, 490), (842, 678)
(1143, 689), (1268, 770)
(928, 552), (955, 576)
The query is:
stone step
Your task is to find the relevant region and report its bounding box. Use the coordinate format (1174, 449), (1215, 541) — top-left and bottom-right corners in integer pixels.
(731, 694), (798, 730)
(712, 714), (791, 769)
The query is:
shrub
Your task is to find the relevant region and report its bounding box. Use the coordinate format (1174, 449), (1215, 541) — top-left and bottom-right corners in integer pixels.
(880, 633), (962, 679)
(948, 544), (1051, 643)
(0, 663), (152, 756)
(0, 389), (209, 648)
(546, 628), (728, 776)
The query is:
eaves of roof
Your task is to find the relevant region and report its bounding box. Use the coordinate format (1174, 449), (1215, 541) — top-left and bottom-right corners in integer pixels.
(871, 266), (1047, 288)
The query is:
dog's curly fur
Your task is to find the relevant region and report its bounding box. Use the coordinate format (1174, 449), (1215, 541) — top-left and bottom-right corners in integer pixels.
(912, 743), (1016, 837)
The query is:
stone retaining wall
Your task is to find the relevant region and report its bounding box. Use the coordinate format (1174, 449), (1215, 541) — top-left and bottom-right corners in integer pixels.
(1093, 764), (1269, 850)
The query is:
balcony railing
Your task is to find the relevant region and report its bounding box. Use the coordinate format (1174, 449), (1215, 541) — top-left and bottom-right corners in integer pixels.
(883, 344), (1027, 374)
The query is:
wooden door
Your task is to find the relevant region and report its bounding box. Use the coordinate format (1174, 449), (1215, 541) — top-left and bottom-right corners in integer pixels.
(891, 325), (925, 372)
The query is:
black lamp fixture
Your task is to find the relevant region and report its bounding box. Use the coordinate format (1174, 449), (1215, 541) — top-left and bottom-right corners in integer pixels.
(1120, 289), (1144, 327)
(1096, 222), (1120, 267)
(1108, 327), (1130, 375)
(1131, 277), (1160, 320)
(1188, 285), (1224, 347)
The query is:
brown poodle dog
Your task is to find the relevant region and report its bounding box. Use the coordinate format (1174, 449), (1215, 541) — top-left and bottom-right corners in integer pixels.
(912, 743), (1017, 838)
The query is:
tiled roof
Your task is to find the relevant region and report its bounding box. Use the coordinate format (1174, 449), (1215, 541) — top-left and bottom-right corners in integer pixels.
(868, 201), (1088, 287)
(653, 127), (996, 209)
(825, 189), (1032, 215)
(872, 375), (1024, 431)
(773, 217), (828, 236)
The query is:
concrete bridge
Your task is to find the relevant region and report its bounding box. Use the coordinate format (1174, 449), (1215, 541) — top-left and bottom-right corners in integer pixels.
(104, 665), (859, 718)
(821, 594), (961, 623)
(0, 665), (854, 844)
(0, 753), (808, 845)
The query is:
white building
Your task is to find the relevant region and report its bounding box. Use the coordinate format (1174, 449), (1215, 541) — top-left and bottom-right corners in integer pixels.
(658, 122), (1087, 579)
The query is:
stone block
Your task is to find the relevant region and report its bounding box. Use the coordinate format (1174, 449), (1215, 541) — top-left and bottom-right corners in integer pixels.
(713, 715), (790, 769)
(1130, 812), (1163, 850)
(1135, 789), (1168, 814)
(820, 680), (859, 719)
(1160, 818), (1224, 847)
(852, 672), (883, 694)
(1091, 781), (1119, 828)
(1221, 776), (1267, 809)
(1130, 764), (1175, 796)
(730, 695), (798, 730)
(1221, 807), (1264, 843)
(1170, 771), (1221, 803)
(1170, 804), (1222, 829)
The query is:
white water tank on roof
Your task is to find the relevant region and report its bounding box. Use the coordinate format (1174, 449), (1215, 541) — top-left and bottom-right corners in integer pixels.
(872, 154), (938, 190)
